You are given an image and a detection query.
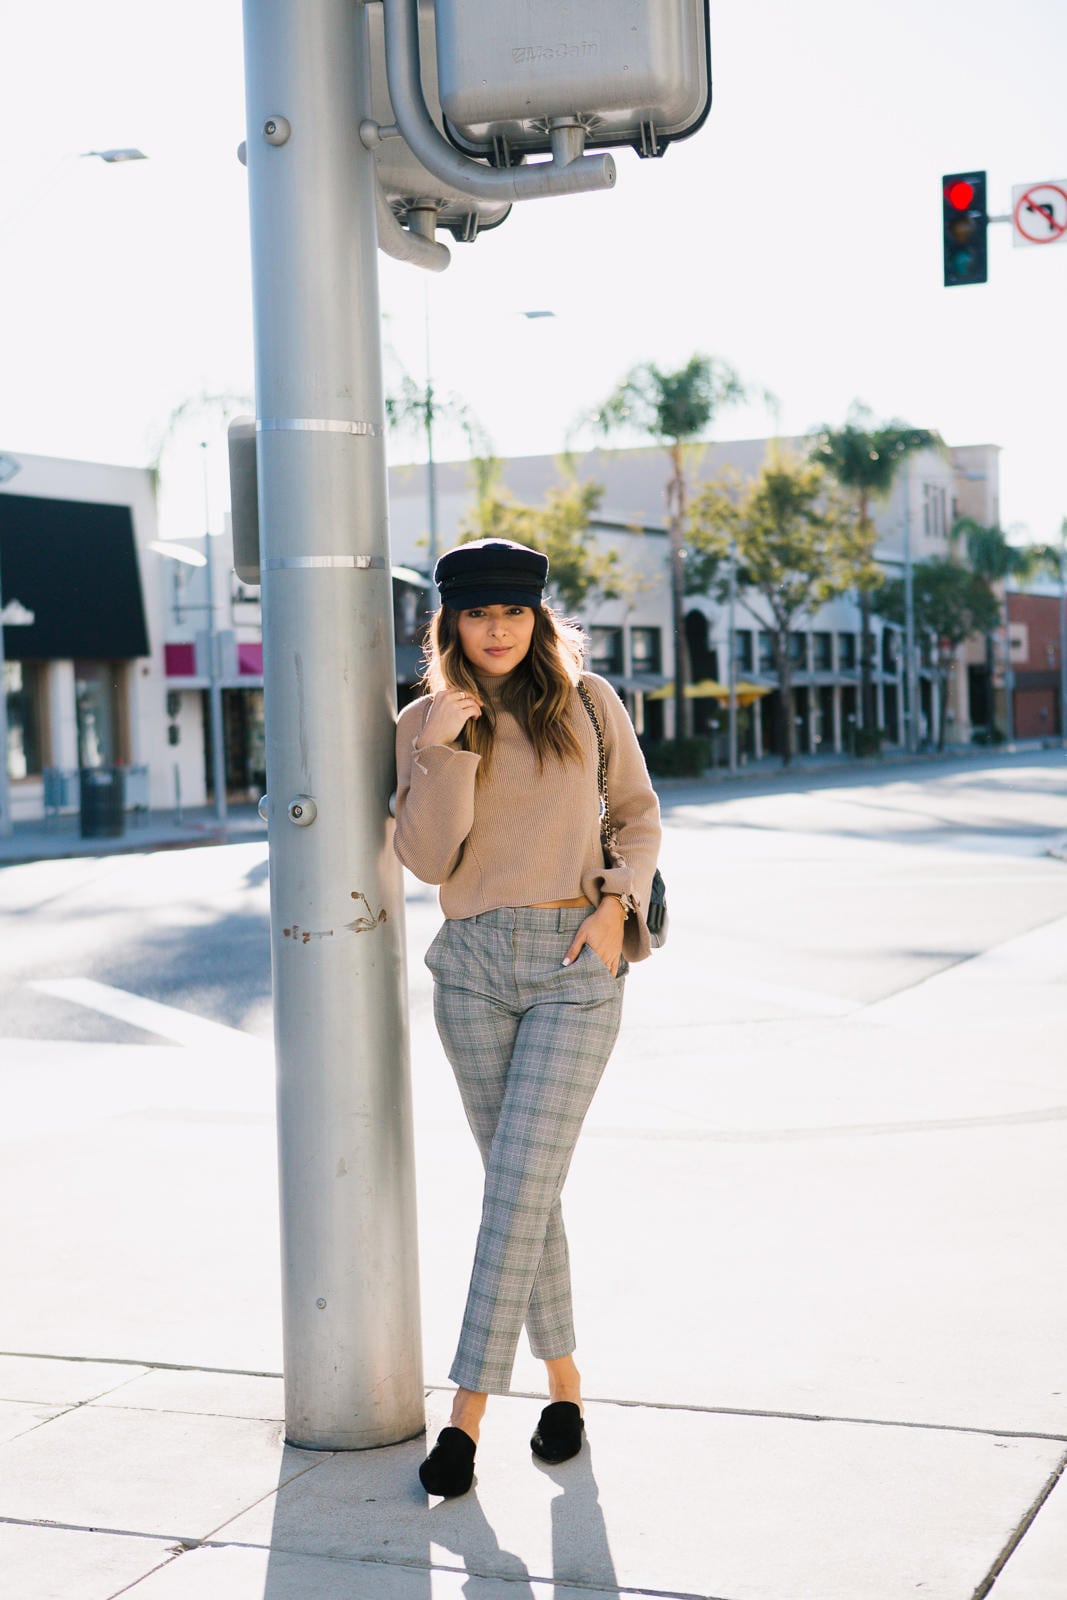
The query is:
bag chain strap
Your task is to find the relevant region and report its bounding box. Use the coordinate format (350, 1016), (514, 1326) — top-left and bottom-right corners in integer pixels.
(576, 678), (612, 841)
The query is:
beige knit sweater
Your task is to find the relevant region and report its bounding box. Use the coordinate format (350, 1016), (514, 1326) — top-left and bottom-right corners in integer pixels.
(394, 672), (662, 961)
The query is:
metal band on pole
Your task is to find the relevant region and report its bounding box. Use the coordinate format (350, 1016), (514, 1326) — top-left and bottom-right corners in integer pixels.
(258, 418), (386, 437)
(242, 0), (424, 1452)
(262, 556), (388, 570)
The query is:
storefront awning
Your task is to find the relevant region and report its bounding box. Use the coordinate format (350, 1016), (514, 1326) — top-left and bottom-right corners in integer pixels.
(0, 492), (149, 660)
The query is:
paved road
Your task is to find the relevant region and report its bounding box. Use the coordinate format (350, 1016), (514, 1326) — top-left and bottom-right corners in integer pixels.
(2, 751), (1066, 1598)
(3, 750), (1065, 1037)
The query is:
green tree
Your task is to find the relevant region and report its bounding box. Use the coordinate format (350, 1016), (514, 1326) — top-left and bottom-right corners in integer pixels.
(457, 457), (626, 613)
(873, 560), (999, 749)
(810, 404), (942, 734)
(688, 454), (880, 766)
(950, 518), (1042, 735)
(585, 355), (750, 739)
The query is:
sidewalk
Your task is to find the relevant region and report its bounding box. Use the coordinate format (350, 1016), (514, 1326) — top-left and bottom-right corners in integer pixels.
(0, 802), (268, 865)
(2, 775), (1066, 1597)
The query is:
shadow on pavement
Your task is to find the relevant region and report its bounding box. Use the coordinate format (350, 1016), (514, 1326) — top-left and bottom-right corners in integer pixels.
(255, 1427), (621, 1597)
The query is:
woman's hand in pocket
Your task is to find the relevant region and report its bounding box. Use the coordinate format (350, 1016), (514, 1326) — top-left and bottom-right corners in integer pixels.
(562, 897), (627, 977)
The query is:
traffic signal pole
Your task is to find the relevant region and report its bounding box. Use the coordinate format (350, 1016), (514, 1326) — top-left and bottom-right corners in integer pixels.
(241, 0), (424, 1449)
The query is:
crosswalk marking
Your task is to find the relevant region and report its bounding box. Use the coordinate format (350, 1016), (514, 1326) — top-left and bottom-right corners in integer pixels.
(28, 978), (265, 1053)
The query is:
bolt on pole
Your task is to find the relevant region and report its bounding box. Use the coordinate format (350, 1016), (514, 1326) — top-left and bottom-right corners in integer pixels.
(241, 0), (424, 1450)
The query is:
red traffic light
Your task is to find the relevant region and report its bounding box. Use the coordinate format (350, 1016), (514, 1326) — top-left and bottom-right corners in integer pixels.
(945, 178), (975, 211)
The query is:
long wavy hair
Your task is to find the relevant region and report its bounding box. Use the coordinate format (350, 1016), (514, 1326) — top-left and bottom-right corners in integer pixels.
(421, 603), (587, 774)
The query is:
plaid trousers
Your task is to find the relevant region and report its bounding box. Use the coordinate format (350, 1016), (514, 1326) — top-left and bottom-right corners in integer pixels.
(427, 906), (626, 1395)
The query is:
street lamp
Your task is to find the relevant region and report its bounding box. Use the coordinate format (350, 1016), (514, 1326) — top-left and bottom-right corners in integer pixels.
(80, 149), (148, 164)
(726, 538), (738, 774)
(146, 447), (228, 828)
(416, 304), (556, 602)
(901, 476), (918, 756)
(199, 444), (228, 823)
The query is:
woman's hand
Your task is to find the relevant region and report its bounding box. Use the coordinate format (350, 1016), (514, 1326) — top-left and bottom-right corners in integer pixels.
(562, 897), (627, 977)
(418, 688), (482, 749)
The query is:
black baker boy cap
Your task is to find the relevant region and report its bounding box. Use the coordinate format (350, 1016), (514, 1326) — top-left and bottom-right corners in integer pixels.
(434, 539), (549, 611)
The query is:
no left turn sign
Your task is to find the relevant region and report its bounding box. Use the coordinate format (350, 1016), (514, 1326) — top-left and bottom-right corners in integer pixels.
(1012, 180), (1067, 247)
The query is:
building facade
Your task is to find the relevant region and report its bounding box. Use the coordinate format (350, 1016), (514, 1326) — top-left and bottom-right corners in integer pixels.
(0, 433), (1007, 820)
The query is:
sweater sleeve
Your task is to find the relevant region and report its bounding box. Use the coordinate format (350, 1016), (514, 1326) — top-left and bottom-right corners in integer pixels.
(585, 675), (662, 947)
(393, 698), (481, 885)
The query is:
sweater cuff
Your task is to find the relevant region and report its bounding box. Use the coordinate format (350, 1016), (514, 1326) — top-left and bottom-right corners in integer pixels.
(594, 864), (641, 916)
(411, 738), (480, 778)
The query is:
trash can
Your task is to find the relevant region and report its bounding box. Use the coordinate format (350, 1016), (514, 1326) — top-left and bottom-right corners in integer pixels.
(79, 767), (126, 840)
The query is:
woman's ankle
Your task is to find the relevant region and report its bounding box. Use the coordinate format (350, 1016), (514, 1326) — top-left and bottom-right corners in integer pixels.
(449, 1387), (488, 1443)
(544, 1356), (582, 1409)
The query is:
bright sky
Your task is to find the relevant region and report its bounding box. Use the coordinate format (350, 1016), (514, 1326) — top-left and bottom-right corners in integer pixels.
(2, 1), (1065, 544)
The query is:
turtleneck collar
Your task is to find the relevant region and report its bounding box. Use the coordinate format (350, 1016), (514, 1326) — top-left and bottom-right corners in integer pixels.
(473, 672), (512, 702)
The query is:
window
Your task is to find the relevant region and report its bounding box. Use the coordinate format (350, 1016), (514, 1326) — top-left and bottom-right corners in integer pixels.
(881, 630), (900, 672)
(5, 661), (46, 779)
(758, 630), (776, 674)
(789, 631), (807, 666)
(733, 630), (754, 672)
(812, 631), (833, 671)
(74, 661), (122, 769)
(923, 483), (948, 540)
(837, 632), (857, 670)
(589, 626), (623, 676)
(629, 626), (662, 674)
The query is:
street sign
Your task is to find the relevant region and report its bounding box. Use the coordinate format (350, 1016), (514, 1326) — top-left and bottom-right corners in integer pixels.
(1012, 181), (1067, 248)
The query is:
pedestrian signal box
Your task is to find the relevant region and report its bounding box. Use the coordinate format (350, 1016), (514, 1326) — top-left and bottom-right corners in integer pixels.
(368, 0), (512, 241)
(434, 0), (711, 162)
(942, 171), (988, 286)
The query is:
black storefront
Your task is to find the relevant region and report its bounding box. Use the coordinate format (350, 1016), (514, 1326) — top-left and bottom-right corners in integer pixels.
(0, 492), (149, 780)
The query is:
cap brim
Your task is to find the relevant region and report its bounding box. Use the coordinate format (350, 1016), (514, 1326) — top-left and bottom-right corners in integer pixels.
(440, 586), (543, 611)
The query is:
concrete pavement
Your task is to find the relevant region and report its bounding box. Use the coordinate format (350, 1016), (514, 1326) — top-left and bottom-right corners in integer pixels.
(1, 757), (1066, 1598)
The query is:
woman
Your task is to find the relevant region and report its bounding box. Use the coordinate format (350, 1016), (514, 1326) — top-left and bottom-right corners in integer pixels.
(394, 537), (661, 1497)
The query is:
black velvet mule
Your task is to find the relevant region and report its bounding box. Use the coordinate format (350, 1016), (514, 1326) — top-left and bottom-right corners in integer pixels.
(530, 1401), (585, 1464)
(418, 1426), (477, 1497)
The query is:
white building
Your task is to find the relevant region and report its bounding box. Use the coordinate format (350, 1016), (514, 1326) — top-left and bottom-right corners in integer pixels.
(0, 435), (1001, 821)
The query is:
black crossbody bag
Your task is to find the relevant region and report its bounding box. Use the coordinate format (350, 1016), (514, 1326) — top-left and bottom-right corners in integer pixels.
(576, 679), (668, 949)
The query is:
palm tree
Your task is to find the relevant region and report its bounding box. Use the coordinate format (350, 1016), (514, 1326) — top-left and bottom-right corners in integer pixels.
(810, 405), (942, 738)
(586, 356), (749, 741)
(951, 518), (1038, 737)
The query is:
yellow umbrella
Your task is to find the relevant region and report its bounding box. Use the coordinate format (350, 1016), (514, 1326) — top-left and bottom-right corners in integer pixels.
(647, 678), (774, 707)
(646, 679), (729, 701)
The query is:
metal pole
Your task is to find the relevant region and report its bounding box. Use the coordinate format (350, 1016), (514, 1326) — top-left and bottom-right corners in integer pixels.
(1003, 591), (1015, 745)
(727, 539), (738, 774)
(423, 287), (440, 605)
(200, 443), (228, 824)
(1059, 520), (1067, 748)
(903, 496), (918, 754)
(242, 0), (423, 1450)
(0, 551), (11, 836)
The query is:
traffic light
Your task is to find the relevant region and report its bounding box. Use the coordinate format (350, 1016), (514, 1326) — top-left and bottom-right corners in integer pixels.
(942, 171), (988, 286)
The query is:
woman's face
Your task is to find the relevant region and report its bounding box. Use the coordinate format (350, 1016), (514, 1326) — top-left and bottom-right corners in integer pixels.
(456, 604), (536, 677)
